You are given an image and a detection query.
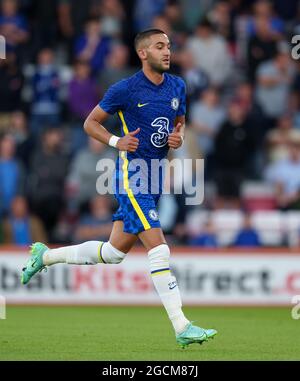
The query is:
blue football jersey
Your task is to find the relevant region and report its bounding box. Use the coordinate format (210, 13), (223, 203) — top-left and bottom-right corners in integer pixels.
(99, 69), (186, 196)
(99, 70), (186, 159)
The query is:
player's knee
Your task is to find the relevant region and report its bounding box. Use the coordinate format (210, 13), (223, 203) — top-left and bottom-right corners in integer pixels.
(102, 241), (126, 264)
(110, 247), (126, 264)
(148, 244), (170, 269)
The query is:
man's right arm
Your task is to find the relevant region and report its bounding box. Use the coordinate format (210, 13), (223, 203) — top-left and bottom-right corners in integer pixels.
(83, 105), (140, 152)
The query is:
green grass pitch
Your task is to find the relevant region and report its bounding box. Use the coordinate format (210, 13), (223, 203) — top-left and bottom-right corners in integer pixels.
(0, 306), (299, 360)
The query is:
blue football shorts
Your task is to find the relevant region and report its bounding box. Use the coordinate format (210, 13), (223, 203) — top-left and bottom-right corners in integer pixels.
(112, 193), (161, 234)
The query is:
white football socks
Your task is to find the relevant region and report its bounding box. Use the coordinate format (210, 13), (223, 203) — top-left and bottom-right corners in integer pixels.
(99, 241), (126, 264)
(148, 244), (190, 334)
(42, 241), (189, 334)
(42, 241), (126, 266)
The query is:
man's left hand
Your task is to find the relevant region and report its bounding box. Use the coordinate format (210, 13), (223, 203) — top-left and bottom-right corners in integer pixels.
(168, 122), (184, 149)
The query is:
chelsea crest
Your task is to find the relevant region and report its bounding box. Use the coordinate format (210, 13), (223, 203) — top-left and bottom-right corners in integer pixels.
(171, 97), (179, 110)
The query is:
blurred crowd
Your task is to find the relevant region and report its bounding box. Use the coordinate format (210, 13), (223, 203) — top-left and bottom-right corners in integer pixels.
(1, 0), (300, 246)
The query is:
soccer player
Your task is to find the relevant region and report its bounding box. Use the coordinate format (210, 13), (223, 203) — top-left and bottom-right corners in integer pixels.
(21, 29), (217, 348)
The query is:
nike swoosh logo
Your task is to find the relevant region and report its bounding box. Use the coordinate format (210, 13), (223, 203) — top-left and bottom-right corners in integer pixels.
(169, 285), (177, 290)
(137, 103), (149, 107)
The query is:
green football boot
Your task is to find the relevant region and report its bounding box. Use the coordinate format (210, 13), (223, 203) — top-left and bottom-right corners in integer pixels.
(176, 323), (217, 349)
(21, 242), (48, 285)
(205, 328), (218, 340)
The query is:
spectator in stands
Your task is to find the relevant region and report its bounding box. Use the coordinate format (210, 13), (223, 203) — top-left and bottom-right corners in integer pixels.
(234, 82), (266, 135)
(264, 134), (300, 210)
(30, 48), (60, 136)
(0, 133), (25, 217)
(98, 43), (134, 92)
(255, 49), (295, 128)
(72, 194), (112, 243)
(178, 0), (213, 33)
(186, 18), (232, 88)
(0, 51), (24, 130)
(68, 59), (100, 152)
(234, 82), (267, 177)
(28, 128), (69, 239)
(207, 0), (233, 41)
(57, 0), (97, 63)
(164, 0), (187, 37)
(68, 59), (100, 120)
(246, 0), (284, 38)
(2, 195), (47, 245)
(188, 219), (218, 247)
(0, 0), (29, 52)
(57, 0), (97, 40)
(74, 17), (111, 75)
(8, 111), (35, 170)
(190, 88), (226, 160)
(214, 100), (254, 209)
(178, 48), (209, 104)
(266, 115), (300, 163)
(232, 214), (261, 247)
(133, 0), (167, 32)
(66, 136), (116, 212)
(246, 16), (278, 81)
(94, 0), (125, 39)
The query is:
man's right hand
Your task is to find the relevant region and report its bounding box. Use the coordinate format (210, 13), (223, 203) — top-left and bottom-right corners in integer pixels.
(116, 128), (140, 152)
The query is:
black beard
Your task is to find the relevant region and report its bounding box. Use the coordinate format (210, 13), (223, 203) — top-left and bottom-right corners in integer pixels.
(149, 61), (168, 74)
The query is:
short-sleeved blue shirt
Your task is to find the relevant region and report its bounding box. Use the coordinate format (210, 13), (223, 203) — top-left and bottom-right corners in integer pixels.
(99, 70), (186, 162)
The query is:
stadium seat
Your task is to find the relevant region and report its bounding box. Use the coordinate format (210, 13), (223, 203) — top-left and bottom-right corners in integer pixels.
(242, 181), (277, 211)
(211, 210), (244, 246)
(251, 211), (283, 246)
(285, 212), (300, 247)
(185, 209), (210, 236)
